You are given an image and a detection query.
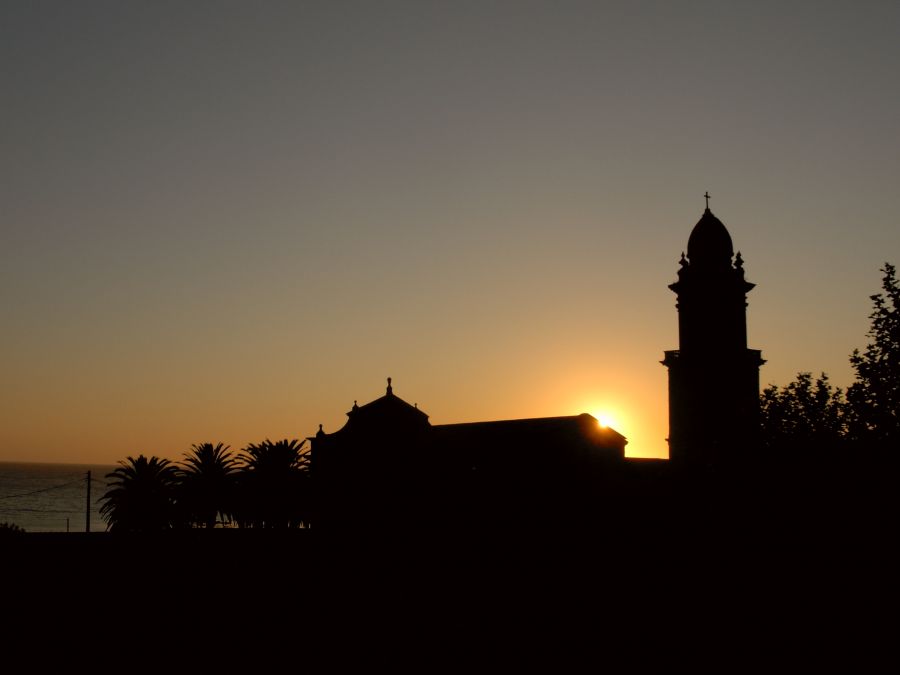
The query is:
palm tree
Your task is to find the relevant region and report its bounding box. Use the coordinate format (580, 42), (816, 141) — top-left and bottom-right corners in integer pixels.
(178, 442), (239, 528)
(100, 455), (179, 532)
(235, 439), (311, 528)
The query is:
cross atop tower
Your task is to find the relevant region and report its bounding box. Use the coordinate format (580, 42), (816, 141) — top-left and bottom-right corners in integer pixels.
(704, 191), (711, 210)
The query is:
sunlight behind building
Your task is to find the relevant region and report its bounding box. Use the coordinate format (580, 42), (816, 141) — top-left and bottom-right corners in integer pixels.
(594, 412), (618, 429)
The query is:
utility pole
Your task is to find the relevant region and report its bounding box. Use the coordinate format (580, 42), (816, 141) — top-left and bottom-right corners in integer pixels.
(86, 470), (91, 533)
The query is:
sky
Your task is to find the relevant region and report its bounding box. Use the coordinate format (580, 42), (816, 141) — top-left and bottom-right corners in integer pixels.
(2, 1), (899, 464)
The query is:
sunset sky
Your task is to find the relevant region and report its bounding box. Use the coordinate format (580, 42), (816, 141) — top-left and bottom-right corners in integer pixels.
(2, 1), (898, 464)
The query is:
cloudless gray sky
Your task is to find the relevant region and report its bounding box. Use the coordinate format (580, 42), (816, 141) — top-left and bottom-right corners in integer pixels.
(2, 1), (898, 462)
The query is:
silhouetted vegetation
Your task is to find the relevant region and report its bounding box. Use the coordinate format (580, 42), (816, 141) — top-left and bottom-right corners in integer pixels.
(177, 442), (239, 528)
(100, 440), (311, 531)
(233, 439), (311, 529)
(760, 372), (848, 457)
(100, 455), (180, 532)
(761, 262), (898, 457)
(0, 521), (26, 538)
(847, 263), (900, 449)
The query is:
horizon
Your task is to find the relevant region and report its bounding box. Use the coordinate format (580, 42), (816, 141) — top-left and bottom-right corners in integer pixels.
(3, 2), (899, 464)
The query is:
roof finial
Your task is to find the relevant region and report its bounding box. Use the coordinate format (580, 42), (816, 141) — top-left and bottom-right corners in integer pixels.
(386, 377), (393, 395)
(704, 191), (711, 211)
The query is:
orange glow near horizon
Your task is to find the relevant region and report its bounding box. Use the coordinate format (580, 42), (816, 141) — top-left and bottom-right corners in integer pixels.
(564, 381), (668, 459)
(593, 411), (618, 430)
(4, 5), (893, 469)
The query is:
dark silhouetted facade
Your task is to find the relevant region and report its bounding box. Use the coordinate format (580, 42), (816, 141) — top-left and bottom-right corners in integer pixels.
(310, 379), (627, 528)
(311, 379), (438, 528)
(662, 206), (764, 467)
(311, 203), (769, 526)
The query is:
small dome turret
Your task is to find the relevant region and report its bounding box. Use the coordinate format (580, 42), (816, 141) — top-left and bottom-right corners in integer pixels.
(687, 208), (734, 266)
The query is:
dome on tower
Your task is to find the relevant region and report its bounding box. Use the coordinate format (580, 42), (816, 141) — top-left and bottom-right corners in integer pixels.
(687, 209), (734, 265)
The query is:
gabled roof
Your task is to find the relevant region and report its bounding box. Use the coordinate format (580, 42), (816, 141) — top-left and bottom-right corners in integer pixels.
(350, 377), (427, 419)
(320, 378), (430, 439)
(433, 413), (626, 454)
(313, 383), (626, 461)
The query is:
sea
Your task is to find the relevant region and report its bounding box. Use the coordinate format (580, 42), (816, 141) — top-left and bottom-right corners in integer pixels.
(0, 462), (116, 533)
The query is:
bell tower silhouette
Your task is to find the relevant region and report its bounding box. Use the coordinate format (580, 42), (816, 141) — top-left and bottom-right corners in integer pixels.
(662, 195), (764, 467)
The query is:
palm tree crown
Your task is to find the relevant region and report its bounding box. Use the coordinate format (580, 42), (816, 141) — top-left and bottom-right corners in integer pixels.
(178, 442), (239, 528)
(235, 439), (311, 528)
(100, 455), (179, 532)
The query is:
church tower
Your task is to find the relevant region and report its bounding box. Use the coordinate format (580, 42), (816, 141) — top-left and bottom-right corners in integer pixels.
(662, 196), (764, 467)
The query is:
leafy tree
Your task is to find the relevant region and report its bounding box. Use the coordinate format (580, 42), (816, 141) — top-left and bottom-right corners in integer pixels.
(100, 455), (179, 532)
(847, 263), (900, 448)
(0, 521), (26, 538)
(178, 442), (239, 528)
(760, 372), (848, 456)
(234, 439), (311, 528)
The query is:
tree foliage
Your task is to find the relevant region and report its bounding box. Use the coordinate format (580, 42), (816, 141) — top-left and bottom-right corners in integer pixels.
(760, 372), (848, 456)
(760, 262), (899, 456)
(847, 263), (900, 447)
(0, 521), (26, 538)
(177, 442), (239, 528)
(234, 439), (311, 528)
(100, 455), (179, 532)
(102, 439), (314, 531)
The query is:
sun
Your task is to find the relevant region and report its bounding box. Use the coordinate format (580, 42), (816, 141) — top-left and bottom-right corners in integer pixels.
(594, 411), (618, 429)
